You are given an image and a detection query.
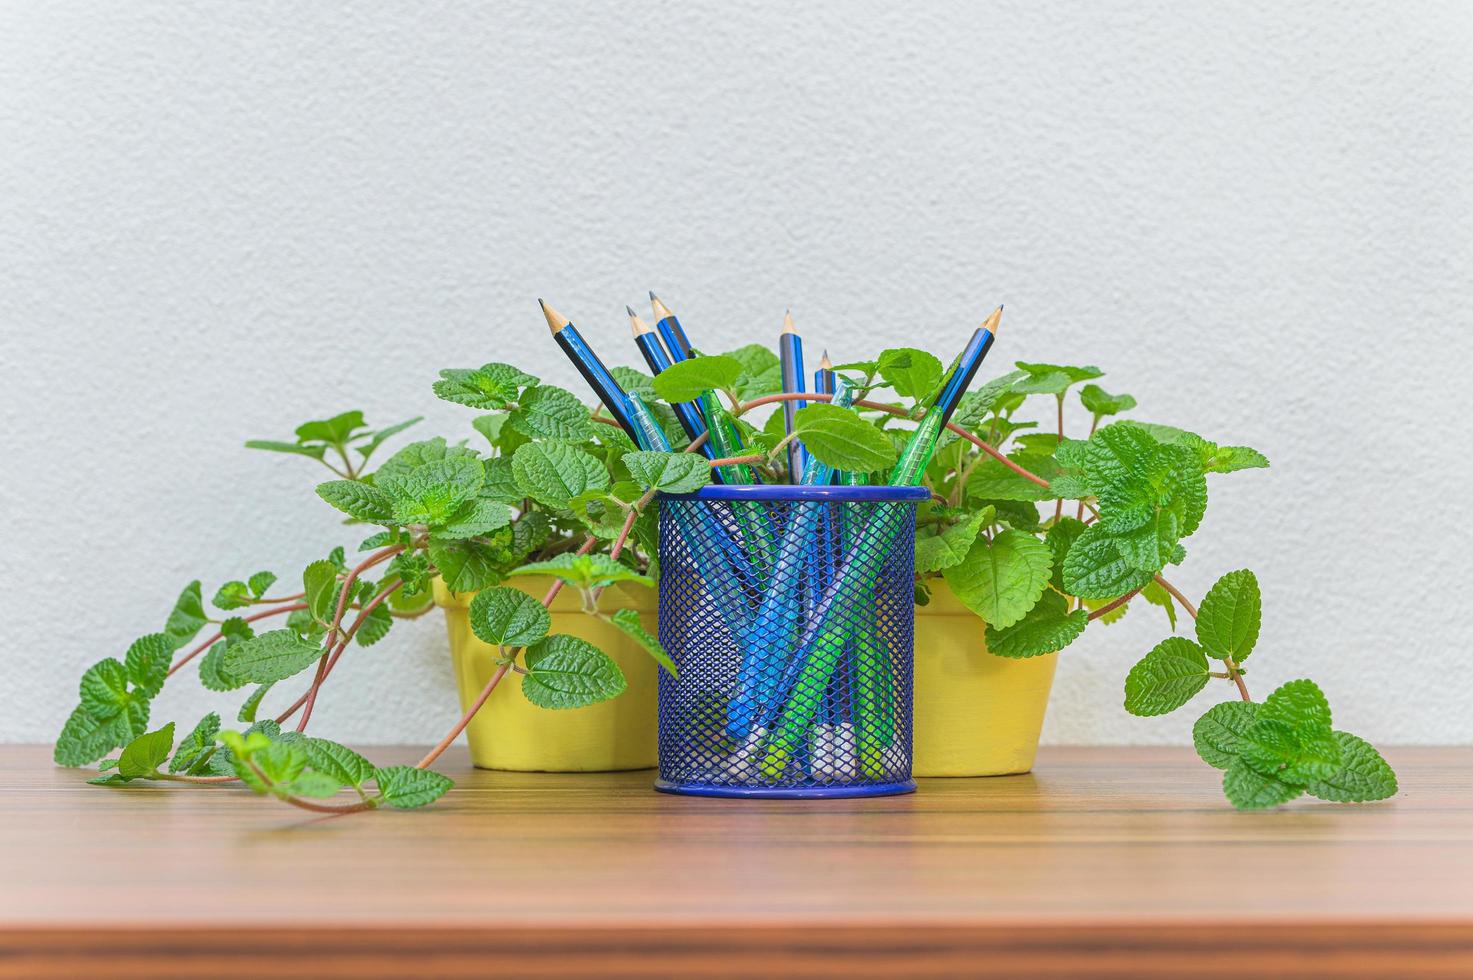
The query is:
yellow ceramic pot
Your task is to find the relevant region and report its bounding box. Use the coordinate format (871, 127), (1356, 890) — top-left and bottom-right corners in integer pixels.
(912, 581), (1058, 776)
(433, 575), (657, 772)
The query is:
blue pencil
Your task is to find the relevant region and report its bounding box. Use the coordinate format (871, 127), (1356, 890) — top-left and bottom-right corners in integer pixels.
(649, 292), (694, 361)
(627, 306), (716, 462)
(778, 311), (808, 482)
(540, 299), (638, 437)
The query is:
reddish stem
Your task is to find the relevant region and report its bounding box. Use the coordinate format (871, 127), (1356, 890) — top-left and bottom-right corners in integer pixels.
(737, 392), (1051, 489)
(1087, 588), (1140, 621)
(296, 546), (403, 733)
(275, 579), (406, 726)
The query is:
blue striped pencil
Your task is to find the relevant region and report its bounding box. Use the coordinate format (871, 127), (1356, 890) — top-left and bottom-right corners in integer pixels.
(627, 306), (716, 462)
(778, 311), (808, 482)
(540, 299), (638, 437)
(649, 292), (694, 361)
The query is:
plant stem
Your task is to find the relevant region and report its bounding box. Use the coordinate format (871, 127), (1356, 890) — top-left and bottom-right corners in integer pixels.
(276, 579), (406, 726)
(151, 772), (239, 785)
(1087, 588), (1140, 621)
(246, 760), (377, 815)
(1053, 396), (1065, 523)
(1151, 574), (1251, 701)
(296, 545), (404, 733)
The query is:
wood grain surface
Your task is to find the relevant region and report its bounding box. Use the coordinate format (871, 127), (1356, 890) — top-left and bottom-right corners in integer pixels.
(3, 745), (1470, 977)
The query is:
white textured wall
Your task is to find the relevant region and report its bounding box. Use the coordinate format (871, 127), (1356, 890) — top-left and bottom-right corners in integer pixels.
(3, 1), (1470, 747)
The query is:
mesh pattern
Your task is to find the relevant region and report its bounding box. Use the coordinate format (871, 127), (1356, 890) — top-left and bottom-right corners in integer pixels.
(657, 492), (918, 797)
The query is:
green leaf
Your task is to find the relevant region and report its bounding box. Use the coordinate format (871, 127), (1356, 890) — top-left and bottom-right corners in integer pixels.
(1196, 569), (1262, 662)
(651, 355), (745, 402)
(721, 344), (783, 400)
(914, 508), (993, 574)
(237, 683), (273, 723)
(169, 712), (222, 773)
(163, 582), (208, 650)
(507, 384), (593, 441)
(611, 608), (677, 676)
(247, 571), (277, 597)
(509, 553), (653, 591)
(1060, 524), (1157, 599)
(376, 437), (480, 482)
(385, 553), (431, 595)
(428, 538), (504, 594)
(1192, 701), (1260, 769)
(374, 765), (454, 808)
(378, 457), (486, 526)
(877, 347), (944, 400)
(222, 629), (325, 685)
(79, 658), (133, 720)
(124, 633), (173, 698)
(199, 636), (251, 692)
(1079, 384), (1136, 417)
(622, 450), (711, 493)
(55, 706), (140, 767)
(211, 581), (253, 610)
(301, 738), (376, 788)
(963, 457), (1056, 502)
(1223, 757), (1303, 810)
(1238, 679), (1341, 785)
(1304, 732), (1398, 803)
(354, 603), (393, 647)
(434, 498), (514, 539)
(302, 560), (339, 625)
(433, 363), (537, 409)
(249, 740), (310, 787)
(984, 590), (1089, 659)
(1045, 517), (1087, 592)
(468, 587), (551, 648)
(283, 771), (346, 798)
(1123, 637), (1210, 716)
(793, 403), (897, 472)
(941, 529), (1053, 630)
(118, 723), (175, 778)
(244, 439), (328, 460)
(511, 442), (610, 509)
(521, 635), (628, 709)
(316, 481), (396, 523)
(1012, 362), (1103, 396)
(1206, 445), (1270, 474)
(295, 411), (365, 444)
(945, 370), (1030, 433)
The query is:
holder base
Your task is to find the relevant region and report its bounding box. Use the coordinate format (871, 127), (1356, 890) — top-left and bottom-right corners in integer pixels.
(653, 779), (917, 799)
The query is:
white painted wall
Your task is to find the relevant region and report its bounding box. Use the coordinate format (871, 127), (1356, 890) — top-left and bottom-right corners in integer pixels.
(3, 1), (1470, 747)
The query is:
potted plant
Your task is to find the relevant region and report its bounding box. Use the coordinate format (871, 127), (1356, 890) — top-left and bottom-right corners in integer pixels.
(52, 333), (1395, 814)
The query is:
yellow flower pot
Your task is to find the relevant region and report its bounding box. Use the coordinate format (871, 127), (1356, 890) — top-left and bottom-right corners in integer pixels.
(433, 576), (657, 772)
(912, 581), (1058, 777)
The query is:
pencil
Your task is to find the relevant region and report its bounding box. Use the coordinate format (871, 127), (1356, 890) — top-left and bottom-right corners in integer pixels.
(649, 292), (694, 361)
(540, 299), (639, 439)
(628, 306), (715, 461)
(887, 306), (1001, 486)
(778, 311), (808, 482)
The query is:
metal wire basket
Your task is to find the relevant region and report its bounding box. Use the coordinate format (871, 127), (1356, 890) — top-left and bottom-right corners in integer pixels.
(655, 484), (926, 798)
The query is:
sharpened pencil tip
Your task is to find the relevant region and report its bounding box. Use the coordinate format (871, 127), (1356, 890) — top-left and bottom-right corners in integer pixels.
(540, 298), (569, 334)
(781, 310), (796, 335)
(628, 306), (654, 337)
(649, 292), (673, 322)
(982, 305), (1003, 335)
(819, 350), (833, 370)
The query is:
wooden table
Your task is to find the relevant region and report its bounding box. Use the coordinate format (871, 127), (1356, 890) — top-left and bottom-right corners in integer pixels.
(2, 745), (1470, 977)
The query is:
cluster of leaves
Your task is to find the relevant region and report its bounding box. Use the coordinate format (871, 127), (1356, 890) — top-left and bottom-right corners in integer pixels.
(1127, 570), (1395, 809)
(55, 339), (1395, 815)
(822, 355), (1393, 811)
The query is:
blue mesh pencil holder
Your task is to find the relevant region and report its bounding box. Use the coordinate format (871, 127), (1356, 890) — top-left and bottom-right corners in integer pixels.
(654, 484), (927, 799)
